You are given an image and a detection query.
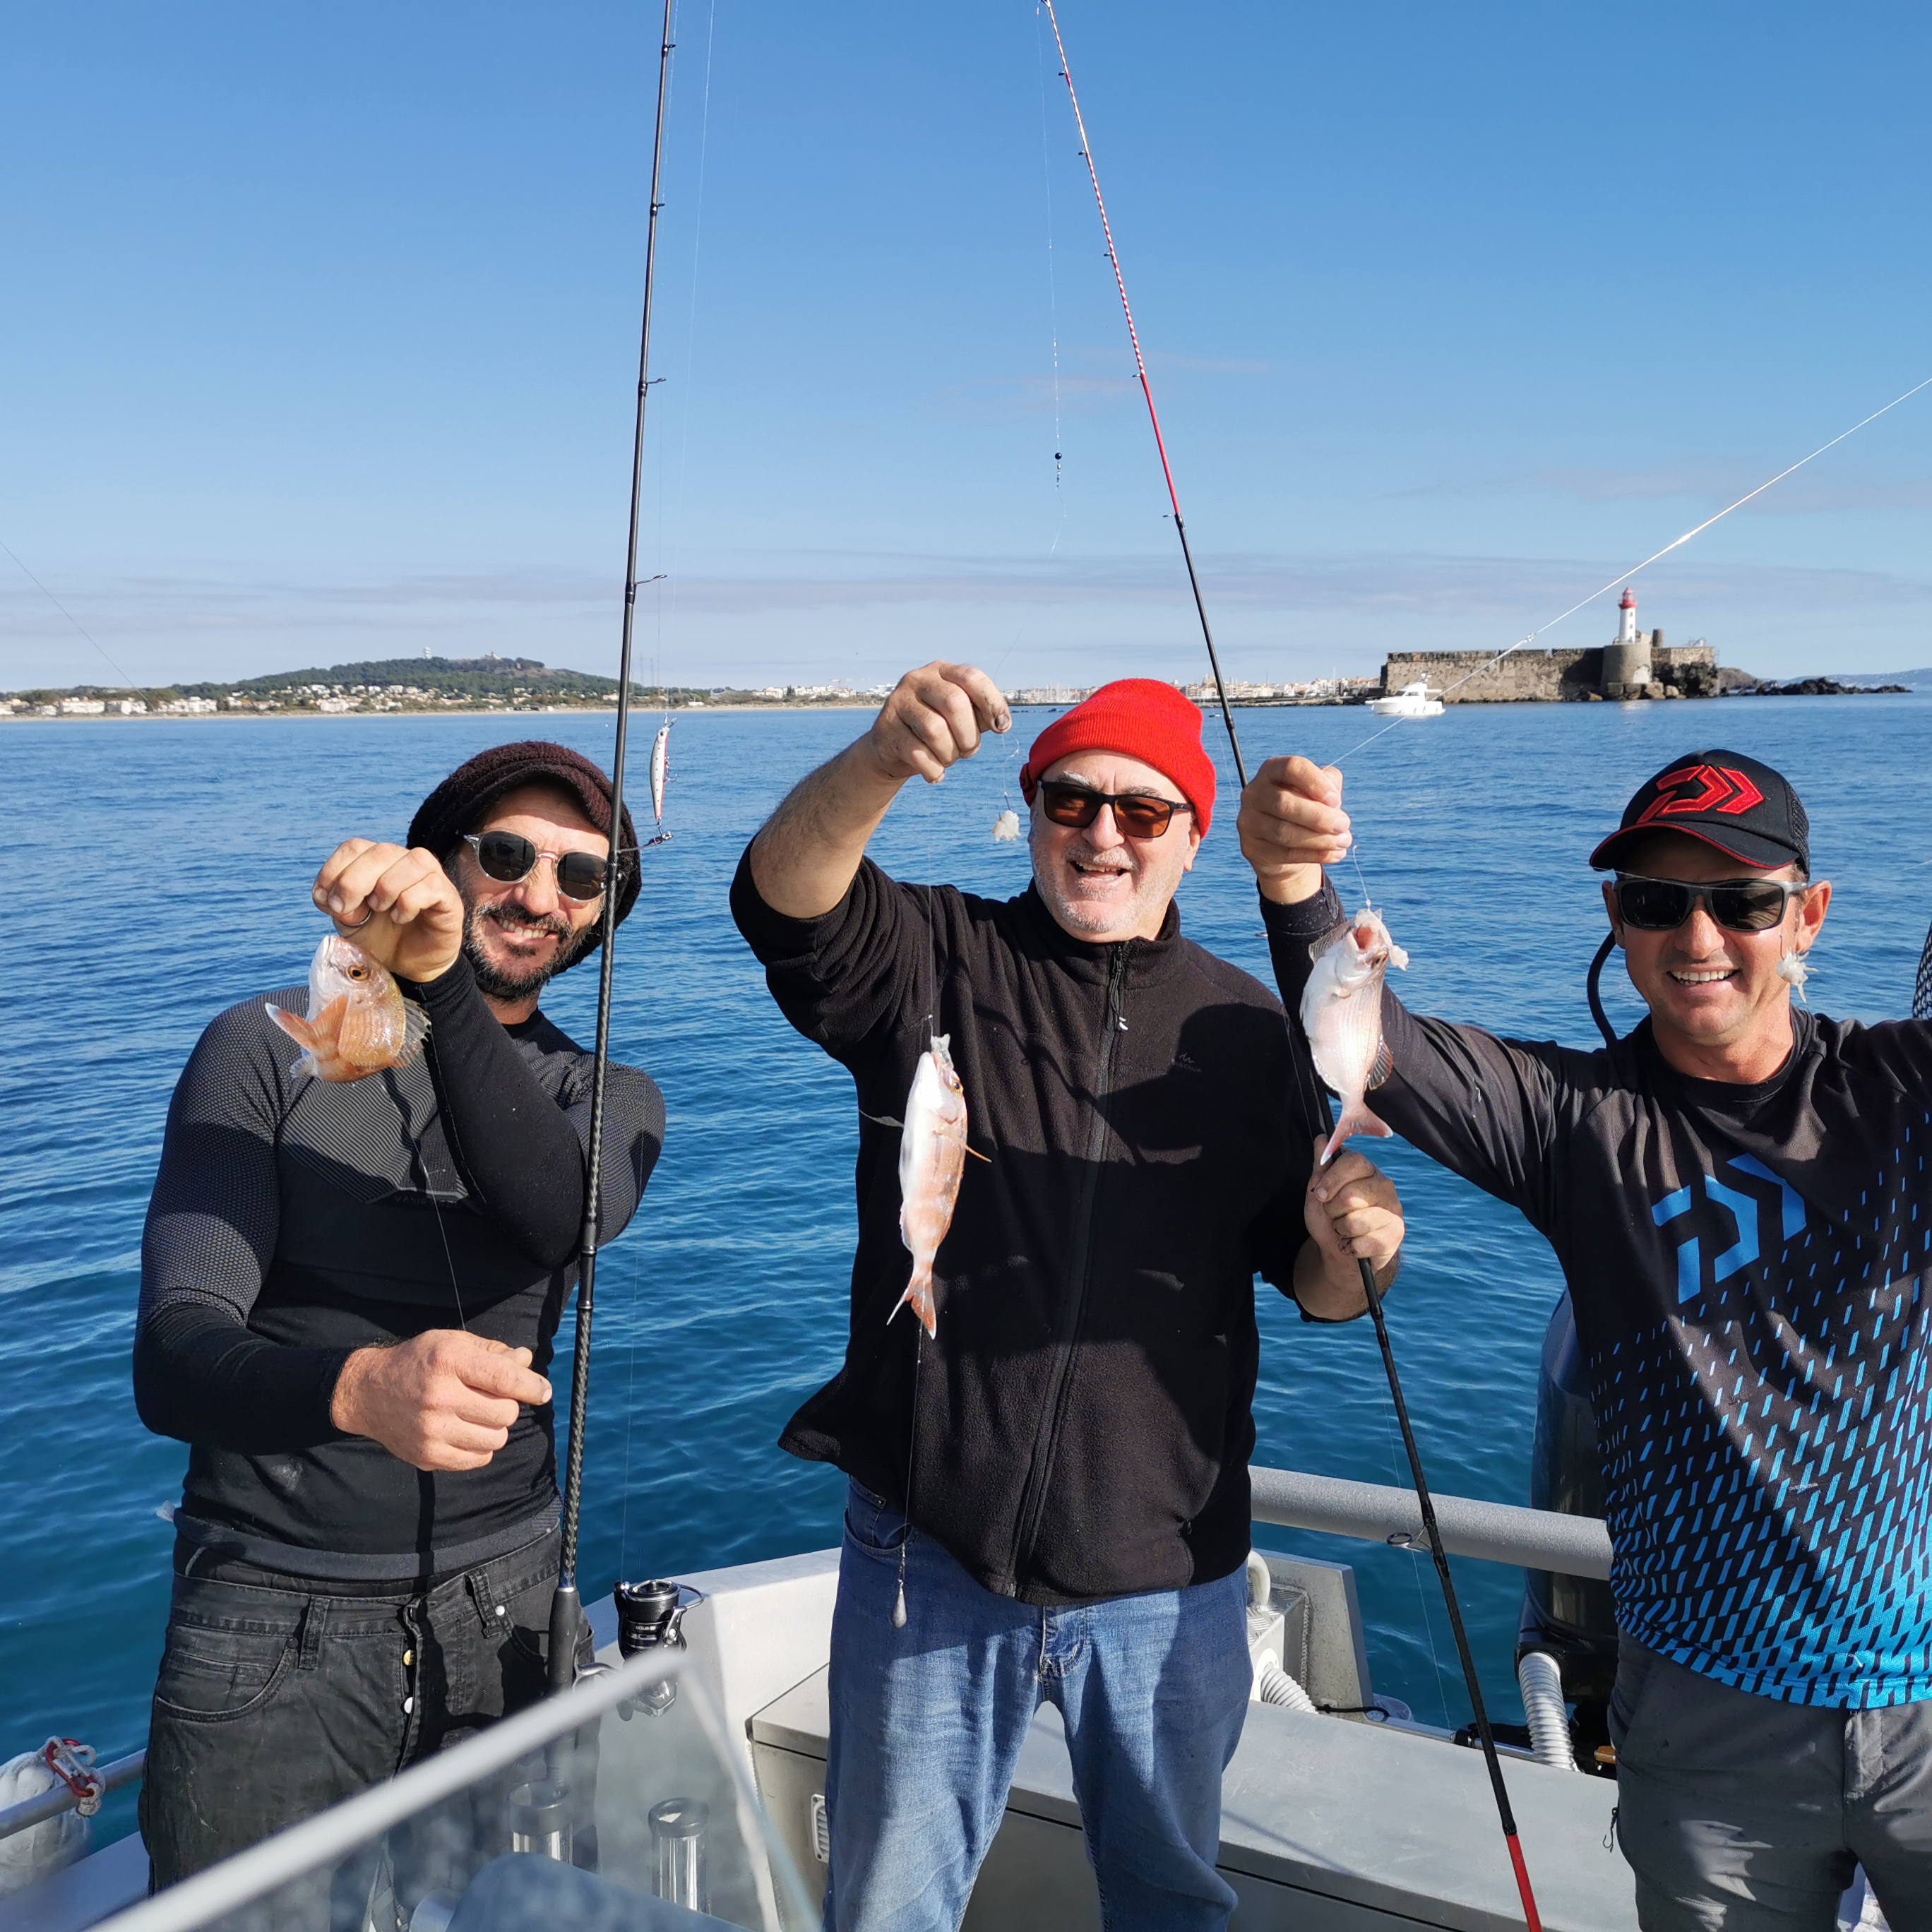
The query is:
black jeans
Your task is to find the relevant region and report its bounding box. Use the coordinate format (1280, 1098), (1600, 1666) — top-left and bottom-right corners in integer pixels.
(139, 1524), (592, 1929)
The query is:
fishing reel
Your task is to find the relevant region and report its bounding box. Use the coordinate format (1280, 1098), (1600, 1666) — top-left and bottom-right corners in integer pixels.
(612, 1579), (704, 1719)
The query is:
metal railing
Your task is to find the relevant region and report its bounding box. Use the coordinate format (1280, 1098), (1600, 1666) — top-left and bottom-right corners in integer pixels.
(1250, 1465), (1612, 1580)
(1, 1467), (1611, 1886)
(0, 1753), (145, 1847)
(87, 1650), (732, 1932)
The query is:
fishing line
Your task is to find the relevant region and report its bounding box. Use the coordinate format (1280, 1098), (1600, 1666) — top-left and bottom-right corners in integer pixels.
(894, 1330), (923, 1629)
(1332, 371), (1932, 770)
(1378, 1378), (1451, 1718)
(1, 537), (141, 691)
(1042, 9), (1541, 1921)
(547, 0), (678, 1700)
(1039, 0), (1246, 787)
(1032, 6), (1067, 536)
(617, 1242), (645, 1580)
(425, 1194), (470, 1333)
(657, 0), (720, 694)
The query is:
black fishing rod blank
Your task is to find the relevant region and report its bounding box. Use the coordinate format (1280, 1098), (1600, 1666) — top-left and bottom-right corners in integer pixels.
(1040, 6), (1542, 1921)
(547, 0), (679, 1700)
(1306, 1083), (1544, 1930)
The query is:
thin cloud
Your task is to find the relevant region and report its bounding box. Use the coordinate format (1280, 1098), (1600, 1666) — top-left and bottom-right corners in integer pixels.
(6, 550), (1927, 636)
(1393, 464), (1932, 515)
(928, 373), (1135, 421)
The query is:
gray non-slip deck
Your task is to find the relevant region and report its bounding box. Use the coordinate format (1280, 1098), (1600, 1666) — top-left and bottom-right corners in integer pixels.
(750, 1666), (1637, 1931)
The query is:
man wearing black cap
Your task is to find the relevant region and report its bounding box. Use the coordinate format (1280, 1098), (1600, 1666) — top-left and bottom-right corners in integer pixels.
(134, 741), (663, 1907)
(1246, 746), (1932, 1927)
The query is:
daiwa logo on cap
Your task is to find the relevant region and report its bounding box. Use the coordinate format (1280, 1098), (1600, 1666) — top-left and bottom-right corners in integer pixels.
(1589, 747), (1809, 873)
(1634, 763), (1767, 825)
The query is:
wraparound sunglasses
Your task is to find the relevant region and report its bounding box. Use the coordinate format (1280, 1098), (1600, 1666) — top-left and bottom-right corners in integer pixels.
(1038, 780), (1194, 840)
(1611, 873), (1808, 934)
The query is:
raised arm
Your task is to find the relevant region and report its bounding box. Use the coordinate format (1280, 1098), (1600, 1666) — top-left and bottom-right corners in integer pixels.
(1237, 754), (1571, 1231)
(1236, 753), (1354, 907)
(749, 662), (1011, 918)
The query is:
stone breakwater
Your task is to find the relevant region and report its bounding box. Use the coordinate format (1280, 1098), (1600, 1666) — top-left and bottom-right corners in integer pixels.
(1381, 643), (1719, 704)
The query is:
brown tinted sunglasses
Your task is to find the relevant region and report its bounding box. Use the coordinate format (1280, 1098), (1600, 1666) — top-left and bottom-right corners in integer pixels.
(1038, 780), (1194, 839)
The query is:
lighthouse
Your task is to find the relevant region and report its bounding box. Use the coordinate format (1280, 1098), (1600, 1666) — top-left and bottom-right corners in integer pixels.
(1603, 587), (1652, 696)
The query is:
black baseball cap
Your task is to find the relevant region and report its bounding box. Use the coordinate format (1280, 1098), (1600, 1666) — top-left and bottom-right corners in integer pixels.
(1590, 750), (1810, 873)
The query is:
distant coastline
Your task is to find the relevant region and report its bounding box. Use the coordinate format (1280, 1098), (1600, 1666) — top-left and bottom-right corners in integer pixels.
(0, 700), (893, 723)
(4, 643), (1919, 723)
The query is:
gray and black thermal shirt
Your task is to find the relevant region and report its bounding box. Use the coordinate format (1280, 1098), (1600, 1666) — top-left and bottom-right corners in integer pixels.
(1268, 879), (1932, 1710)
(135, 953), (663, 1577)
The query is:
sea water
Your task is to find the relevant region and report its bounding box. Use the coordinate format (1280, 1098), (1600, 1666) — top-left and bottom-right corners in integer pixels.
(1, 693), (1926, 1840)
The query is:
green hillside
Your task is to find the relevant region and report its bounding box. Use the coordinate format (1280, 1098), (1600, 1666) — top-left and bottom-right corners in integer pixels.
(5, 654), (753, 713)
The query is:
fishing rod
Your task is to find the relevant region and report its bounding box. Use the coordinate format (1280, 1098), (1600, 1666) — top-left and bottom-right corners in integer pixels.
(547, 0), (678, 1699)
(1039, 0), (1244, 791)
(1039, 7), (1542, 1924)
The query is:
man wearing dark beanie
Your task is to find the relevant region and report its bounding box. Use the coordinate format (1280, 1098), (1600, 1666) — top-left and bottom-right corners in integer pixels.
(731, 662), (1406, 1931)
(135, 740), (663, 1915)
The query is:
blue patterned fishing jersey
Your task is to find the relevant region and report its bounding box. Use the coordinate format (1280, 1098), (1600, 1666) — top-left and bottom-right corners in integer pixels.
(1264, 883), (1932, 1709)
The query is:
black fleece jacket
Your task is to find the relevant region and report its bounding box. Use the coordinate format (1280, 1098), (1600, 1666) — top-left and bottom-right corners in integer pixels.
(732, 851), (1318, 1605)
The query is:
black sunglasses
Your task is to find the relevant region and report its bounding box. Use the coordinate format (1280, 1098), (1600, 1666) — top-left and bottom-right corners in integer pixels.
(463, 831), (609, 902)
(1612, 873), (1806, 934)
(1038, 780), (1193, 840)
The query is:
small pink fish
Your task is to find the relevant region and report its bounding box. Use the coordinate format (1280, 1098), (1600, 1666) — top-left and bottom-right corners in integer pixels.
(1301, 908), (1408, 1164)
(268, 936), (431, 1083)
(893, 1034), (969, 1337)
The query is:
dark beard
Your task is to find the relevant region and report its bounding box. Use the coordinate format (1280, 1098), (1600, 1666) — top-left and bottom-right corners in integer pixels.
(463, 900), (599, 1002)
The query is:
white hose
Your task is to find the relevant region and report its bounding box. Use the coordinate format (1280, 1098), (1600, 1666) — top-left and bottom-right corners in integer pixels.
(1253, 1650), (1318, 1714)
(1516, 1650), (1578, 1772)
(1244, 1549), (1272, 1610)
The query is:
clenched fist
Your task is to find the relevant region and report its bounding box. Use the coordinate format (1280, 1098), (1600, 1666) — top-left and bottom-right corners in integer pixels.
(331, 1330), (553, 1472)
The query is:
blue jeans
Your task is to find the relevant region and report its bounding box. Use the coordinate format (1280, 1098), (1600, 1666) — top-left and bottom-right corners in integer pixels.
(823, 1481), (1251, 1932)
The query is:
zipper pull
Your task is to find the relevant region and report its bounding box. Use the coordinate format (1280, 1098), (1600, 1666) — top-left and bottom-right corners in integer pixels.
(1117, 1015), (1128, 1031)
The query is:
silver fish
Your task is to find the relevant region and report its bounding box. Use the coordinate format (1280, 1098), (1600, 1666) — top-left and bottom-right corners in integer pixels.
(648, 722), (671, 842)
(893, 1033), (969, 1337)
(1300, 907), (1408, 1164)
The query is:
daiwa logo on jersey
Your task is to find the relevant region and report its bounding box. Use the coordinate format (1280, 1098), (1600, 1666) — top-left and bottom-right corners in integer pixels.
(1652, 1155), (1808, 1303)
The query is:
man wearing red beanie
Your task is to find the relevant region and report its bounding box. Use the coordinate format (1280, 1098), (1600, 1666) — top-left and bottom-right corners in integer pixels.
(732, 662), (1405, 1931)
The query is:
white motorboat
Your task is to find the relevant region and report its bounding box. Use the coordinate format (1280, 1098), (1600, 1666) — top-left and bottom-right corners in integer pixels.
(1368, 681), (1445, 719)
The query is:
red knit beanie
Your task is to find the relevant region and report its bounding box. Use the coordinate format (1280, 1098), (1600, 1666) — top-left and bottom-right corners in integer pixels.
(1018, 679), (1217, 835)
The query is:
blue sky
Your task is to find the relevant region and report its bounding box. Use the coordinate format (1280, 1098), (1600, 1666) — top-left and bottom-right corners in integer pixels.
(3, 0), (1928, 691)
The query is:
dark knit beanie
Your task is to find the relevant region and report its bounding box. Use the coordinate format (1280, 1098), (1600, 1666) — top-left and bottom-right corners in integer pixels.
(408, 740), (641, 938)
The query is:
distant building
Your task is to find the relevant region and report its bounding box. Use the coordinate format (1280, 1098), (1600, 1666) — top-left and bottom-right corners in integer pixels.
(1381, 594), (1720, 703)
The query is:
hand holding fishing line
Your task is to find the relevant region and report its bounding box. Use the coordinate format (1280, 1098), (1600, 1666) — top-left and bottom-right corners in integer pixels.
(1238, 758), (1354, 902)
(311, 838), (465, 982)
(864, 660), (1013, 786)
(331, 1330), (553, 1473)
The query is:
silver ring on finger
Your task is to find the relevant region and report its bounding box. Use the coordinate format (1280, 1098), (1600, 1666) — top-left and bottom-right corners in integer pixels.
(333, 908), (376, 931)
